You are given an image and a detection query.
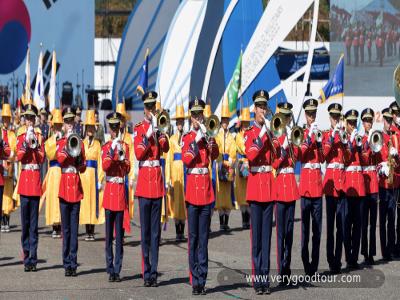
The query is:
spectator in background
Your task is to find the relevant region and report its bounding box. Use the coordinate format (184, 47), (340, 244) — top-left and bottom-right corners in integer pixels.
(94, 110), (105, 145)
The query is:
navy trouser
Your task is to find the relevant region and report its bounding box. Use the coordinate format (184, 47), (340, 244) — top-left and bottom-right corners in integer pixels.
(105, 209), (124, 275)
(275, 201), (295, 276)
(326, 195), (346, 270)
(379, 188), (397, 258)
(301, 197), (322, 274)
(250, 201), (273, 289)
(187, 202), (212, 288)
(0, 186), (3, 220)
(20, 195), (39, 267)
(60, 199), (81, 270)
(395, 190), (400, 254)
(138, 197), (162, 282)
(343, 197), (361, 265)
(361, 193), (378, 258)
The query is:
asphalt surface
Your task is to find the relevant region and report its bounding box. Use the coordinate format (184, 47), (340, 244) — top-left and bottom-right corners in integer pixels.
(1, 198), (400, 300)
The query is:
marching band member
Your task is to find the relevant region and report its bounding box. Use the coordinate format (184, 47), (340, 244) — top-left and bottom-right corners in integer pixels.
(376, 108), (400, 261)
(215, 102), (236, 231)
(80, 110), (104, 241)
(56, 107), (86, 277)
(39, 108), (50, 141)
(235, 107), (252, 229)
(322, 103), (347, 273)
(1, 103), (16, 233)
(43, 109), (63, 238)
(299, 98), (324, 276)
(167, 104), (187, 241)
(16, 104), (43, 272)
(73, 106), (84, 138)
(102, 112), (130, 282)
(272, 102), (299, 282)
(342, 109), (366, 269)
(134, 91), (169, 287)
(245, 90), (279, 295)
(182, 98), (219, 295)
(360, 108), (379, 265)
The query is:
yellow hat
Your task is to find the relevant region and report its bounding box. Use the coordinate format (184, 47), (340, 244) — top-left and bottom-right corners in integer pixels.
(204, 104), (212, 118)
(116, 102), (130, 121)
(172, 105), (186, 120)
(51, 109), (63, 125)
(156, 101), (162, 111)
(1, 104), (12, 118)
(221, 102), (230, 118)
(84, 110), (98, 126)
(239, 107), (253, 122)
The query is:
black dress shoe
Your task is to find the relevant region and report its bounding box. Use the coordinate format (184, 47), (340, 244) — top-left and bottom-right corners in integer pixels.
(192, 286), (200, 295)
(150, 279), (158, 287)
(71, 269), (77, 277)
(109, 274), (115, 282)
(24, 265), (31, 272)
(31, 265), (37, 272)
(65, 269), (72, 277)
(264, 287), (271, 295)
(368, 256), (375, 265)
(114, 274), (121, 282)
(144, 280), (151, 287)
(255, 287), (263, 295)
(199, 287), (206, 295)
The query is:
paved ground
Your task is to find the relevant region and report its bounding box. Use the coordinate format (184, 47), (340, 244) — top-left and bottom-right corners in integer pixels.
(1, 198), (400, 300)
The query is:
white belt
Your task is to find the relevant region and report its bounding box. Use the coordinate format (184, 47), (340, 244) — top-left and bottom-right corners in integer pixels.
(345, 165), (362, 172)
(250, 165), (272, 173)
(326, 163), (345, 170)
(278, 167), (294, 174)
(21, 163), (40, 171)
(62, 166), (78, 174)
(362, 166), (376, 172)
(302, 163), (321, 169)
(139, 160), (160, 168)
(187, 167), (209, 175)
(106, 176), (124, 184)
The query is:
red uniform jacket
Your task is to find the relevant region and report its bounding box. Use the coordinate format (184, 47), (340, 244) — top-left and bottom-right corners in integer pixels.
(375, 131), (400, 189)
(102, 141), (130, 211)
(181, 130), (219, 206)
(17, 131), (45, 196)
(0, 129), (11, 186)
(272, 134), (299, 202)
(299, 129), (324, 198)
(56, 137), (86, 202)
(134, 119), (169, 199)
(343, 139), (367, 197)
(244, 123), (280, 203)
(361, 135), (379, 195)
(322, 129), (347, 197)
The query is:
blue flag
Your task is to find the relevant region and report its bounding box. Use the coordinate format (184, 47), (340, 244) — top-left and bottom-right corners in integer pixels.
(319, 54), (344, 103)
(137, 48), (149, 95)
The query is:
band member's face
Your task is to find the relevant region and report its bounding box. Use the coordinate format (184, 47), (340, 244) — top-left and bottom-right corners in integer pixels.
(362, 118), (373, 132)
(241, 121), (250, 130)
(329, 113), (340, 128)
(191, 111), (203, 130)
(86, 125), (95, 137)
(383, 117), (392, 131)
(176, 119), (184, 131)
(40, 114), (47, 122)
(2, 117), (10, 127)
(346, 120), (356, 133)
(110, 125), (120, 138)
(25, 115), (35, 127)
(305, 110), (316, 125)
(20, 117), (25, 126)
(221, 118), (229, 130)
(283, 114), (291, 125)
(144, 103), (156, 119)
(75, 114), (81, 122)
(64, 118), (74, 132)
(53, 123), (62, 132)
(254, 103), (268, 125)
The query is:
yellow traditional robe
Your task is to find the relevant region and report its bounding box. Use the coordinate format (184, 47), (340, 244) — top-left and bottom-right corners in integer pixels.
(79, 138), (105, 225)
(1, 127), (16, 215)
(215, 128), (236, 210)
(166, 132), (186, 221)
(234, 130), (248, 206)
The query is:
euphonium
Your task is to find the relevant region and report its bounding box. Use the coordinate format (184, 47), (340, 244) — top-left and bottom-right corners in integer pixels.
(66, 133), (82, 158)
(270, 112), (286, 137)
(205, 114), (220, 138)
(156, 109), (170, 134)
(369, 130), (383, 153)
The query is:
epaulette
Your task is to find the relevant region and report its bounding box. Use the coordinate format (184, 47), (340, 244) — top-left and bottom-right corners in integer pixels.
(16, 125), (26, 137)
(34, 127), (42, 135)
(134, 122), (143, 128)
(245, 126), (253, 132)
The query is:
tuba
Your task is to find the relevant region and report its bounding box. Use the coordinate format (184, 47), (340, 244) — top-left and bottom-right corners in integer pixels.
(66, 133), (82, 158)
(369, 130), (383, 153)
(205, 114), (220, 138)
(156, 109), (170, 135)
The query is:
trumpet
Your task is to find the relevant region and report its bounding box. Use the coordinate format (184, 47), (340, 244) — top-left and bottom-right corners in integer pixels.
(66, 133), (82, 158)
(339, 130), (348, 144)
(355, 134), (363, 145)
(155, 109), (170, 135)
(27, 132), (38, 149)
(204, 114), (220, 138)
(117, 143), (125, 161)
(369, 130), (383, 153)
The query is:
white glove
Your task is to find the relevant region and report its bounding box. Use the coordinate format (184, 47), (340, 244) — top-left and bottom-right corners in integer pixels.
(282, 136), (289, 149)
(97, 182), (102, 190)
(331, 125), (340, 138)
(350, 129), (358, 143)
(390, 146), (398, 156)
(145, 124), (153, 138)
(381, 162), (390, 177)
(308, 122), (316, 138)
(150, 113), (158, 130)
(286, 126), (292, 138)
(199, 123), (207, 135)
(111, 138), (119, 150)
(367, 130), (373, 142)
(195, 129), (204, 143)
